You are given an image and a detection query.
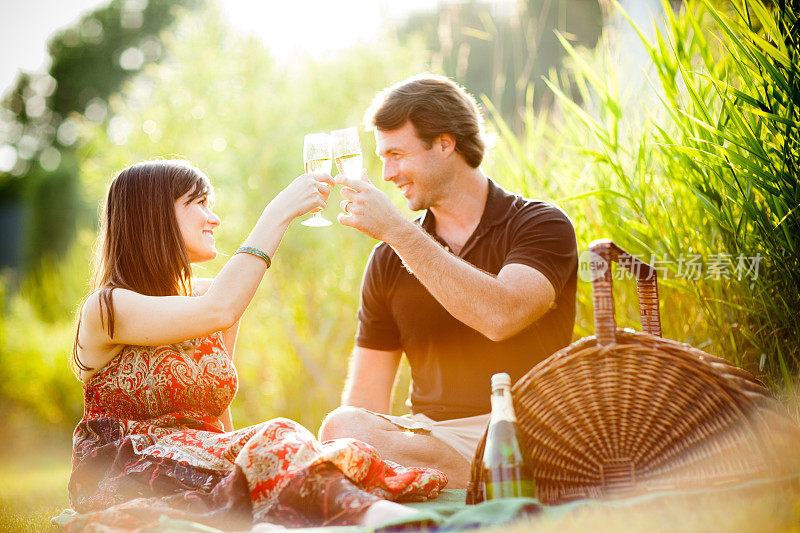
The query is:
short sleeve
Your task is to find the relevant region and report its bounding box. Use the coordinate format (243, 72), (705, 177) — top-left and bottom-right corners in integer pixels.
(503, 202), (578, 297)
(355, 244), (402, 350)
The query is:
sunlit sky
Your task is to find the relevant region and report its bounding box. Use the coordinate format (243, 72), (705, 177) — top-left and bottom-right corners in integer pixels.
(0, 0), (444, 97)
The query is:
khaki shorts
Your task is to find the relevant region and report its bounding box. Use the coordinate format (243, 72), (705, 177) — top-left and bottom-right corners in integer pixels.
(362, 409), (490, 463)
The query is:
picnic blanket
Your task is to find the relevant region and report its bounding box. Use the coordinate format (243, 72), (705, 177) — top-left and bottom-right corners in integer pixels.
(53, 490), (545, 532)
(54, 472), (800, 532)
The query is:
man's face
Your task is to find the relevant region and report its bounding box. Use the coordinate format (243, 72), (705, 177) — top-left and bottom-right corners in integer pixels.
(375, 121), (449, 212)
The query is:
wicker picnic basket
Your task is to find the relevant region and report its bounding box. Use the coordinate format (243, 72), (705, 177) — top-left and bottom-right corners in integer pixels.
(466, 239), (800, 505)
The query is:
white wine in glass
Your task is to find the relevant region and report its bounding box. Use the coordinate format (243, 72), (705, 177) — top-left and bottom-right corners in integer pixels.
(332, 127), (363, 180)
(302, 132), (332, 227)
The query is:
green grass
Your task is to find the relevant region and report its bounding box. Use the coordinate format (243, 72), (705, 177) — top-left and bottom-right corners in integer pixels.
(0, 440), (72, 532)
(0, 426), (797, 532)
(503, 478), (800, 533)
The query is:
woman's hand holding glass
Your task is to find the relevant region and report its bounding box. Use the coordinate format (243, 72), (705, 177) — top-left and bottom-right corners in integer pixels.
(272, 170), (334, 223)
(301, 133), (334, 227)
(294, 126), (364, 226)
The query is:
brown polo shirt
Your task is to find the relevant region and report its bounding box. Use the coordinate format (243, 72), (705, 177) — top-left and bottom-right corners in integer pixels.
(356, 179), (577, 421)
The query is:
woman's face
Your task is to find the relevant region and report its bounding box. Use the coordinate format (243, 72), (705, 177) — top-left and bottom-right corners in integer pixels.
(174, 189), (220, 263)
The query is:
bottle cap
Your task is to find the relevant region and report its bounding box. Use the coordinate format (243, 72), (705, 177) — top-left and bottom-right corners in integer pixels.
(491, 372), (511, 391)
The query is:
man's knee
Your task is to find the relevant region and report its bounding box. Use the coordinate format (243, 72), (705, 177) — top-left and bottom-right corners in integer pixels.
(318, 406), (381, 442)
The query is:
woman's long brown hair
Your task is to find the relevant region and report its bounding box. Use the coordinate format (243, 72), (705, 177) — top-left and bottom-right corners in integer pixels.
(71, 159), (211, 375)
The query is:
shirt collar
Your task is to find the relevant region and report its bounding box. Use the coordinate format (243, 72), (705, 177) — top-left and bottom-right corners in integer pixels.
(419, 178), (516, 235)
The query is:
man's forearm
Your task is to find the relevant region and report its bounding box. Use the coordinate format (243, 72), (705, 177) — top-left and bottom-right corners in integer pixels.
(385, 220), (516, 340)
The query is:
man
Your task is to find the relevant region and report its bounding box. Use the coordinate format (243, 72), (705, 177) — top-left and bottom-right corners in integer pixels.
(318, 74), (577, 488)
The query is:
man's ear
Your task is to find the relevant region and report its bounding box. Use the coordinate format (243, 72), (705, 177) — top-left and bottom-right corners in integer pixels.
(438, 133), (456, 156)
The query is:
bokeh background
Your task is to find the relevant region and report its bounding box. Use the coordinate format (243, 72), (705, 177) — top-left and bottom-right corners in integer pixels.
(0, 0), (797, 529)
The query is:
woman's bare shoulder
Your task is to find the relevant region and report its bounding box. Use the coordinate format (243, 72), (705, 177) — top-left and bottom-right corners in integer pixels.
(78, 290), (124, 381)
(80, 290), (104, 330)
(80, 287), (146, 332)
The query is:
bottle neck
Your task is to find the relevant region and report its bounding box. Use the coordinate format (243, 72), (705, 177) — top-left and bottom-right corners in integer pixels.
(489, 387), (517, 423)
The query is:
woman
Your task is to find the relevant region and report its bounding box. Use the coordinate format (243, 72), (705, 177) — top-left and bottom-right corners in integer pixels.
(65, 160), (445, 531)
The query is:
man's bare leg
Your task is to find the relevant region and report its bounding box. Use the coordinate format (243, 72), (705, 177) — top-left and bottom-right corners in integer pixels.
(318, 406), (471, 488)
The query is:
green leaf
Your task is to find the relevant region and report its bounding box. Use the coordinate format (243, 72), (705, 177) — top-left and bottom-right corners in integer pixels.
(555, 188), (632, 203)
(747, 108), (797, 126)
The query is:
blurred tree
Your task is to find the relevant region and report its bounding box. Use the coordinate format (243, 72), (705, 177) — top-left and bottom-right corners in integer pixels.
(0, 0), (430, 435)
(0, 0), (202, 280)
(398, 0), (603, 129)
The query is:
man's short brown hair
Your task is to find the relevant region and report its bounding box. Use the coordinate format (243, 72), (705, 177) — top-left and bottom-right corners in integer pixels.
(365, 74), (486, 168)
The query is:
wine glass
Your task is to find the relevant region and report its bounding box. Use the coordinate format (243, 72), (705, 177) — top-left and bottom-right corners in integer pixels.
(331, 127), (363, 181)
(302, 132), (332, 227)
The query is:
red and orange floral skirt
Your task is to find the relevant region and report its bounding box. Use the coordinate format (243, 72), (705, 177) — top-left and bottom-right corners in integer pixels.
(66, 416), (447, 531)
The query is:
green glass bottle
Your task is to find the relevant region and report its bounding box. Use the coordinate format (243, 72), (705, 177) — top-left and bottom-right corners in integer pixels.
(482, 373), (536, 500)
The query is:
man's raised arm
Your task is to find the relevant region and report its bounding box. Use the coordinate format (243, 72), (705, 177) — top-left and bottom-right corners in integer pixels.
(386, 223), (555, 341)
(337, 174), (558, 342)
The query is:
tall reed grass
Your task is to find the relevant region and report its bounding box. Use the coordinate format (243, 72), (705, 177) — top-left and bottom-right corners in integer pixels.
(487, 0), (798, 396)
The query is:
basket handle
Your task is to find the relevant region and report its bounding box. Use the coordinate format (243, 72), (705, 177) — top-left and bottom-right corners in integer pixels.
(588, 239), (662, 345)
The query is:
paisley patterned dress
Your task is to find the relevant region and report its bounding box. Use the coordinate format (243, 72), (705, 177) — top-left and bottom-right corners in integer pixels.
(65, 332), (446, 531)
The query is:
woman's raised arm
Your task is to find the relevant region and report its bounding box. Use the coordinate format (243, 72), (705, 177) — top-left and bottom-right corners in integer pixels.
(79, 172), (333, 363)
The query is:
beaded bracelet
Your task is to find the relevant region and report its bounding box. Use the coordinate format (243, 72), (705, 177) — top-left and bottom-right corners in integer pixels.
(234, 246), (271, 268)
